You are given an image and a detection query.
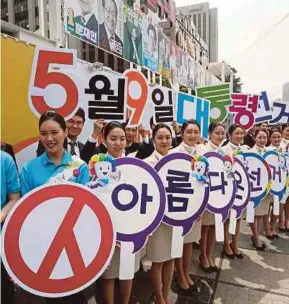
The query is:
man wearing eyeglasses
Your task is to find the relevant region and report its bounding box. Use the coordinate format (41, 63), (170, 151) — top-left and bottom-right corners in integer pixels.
(99, 0), (123, 56)
(36, 108), (85, 158)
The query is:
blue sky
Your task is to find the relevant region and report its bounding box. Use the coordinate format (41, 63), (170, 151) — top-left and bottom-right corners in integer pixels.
(175, 0), (289, 101)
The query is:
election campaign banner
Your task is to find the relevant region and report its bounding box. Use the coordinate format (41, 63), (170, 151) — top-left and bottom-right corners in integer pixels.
(97, 0), (124, 57)
(64, 0), (99, 46)
(142, 13), (159, 72)
(123, 4), (143, 66)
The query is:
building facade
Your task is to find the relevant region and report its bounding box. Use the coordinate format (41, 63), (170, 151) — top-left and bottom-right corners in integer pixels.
(1, 0), (218, 87)
(176, 2), (218, 63)
(1, 0), (50, 37)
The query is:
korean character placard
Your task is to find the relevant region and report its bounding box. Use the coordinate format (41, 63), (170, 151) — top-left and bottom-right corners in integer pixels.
(229, 153), (251, 234)
(229, 93), (259, 130)
(196, 84), (231, 123)
(204, 152), (237, 242)
(264, 151), (287, 215)
(90, 157), (165, 280)
(242, 152), (272, 223)
(269, 100), (289, 125)
(154, 152), (209, 258)
(176, 92), (210, 139)
(149, 85), (174, 124)
(84, 71), (127, 122)
(255, 91), (272, 124)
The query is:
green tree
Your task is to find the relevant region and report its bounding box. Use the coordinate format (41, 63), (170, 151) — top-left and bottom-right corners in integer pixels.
(216, 65), (243, 93)
(227, 66), (243, 93)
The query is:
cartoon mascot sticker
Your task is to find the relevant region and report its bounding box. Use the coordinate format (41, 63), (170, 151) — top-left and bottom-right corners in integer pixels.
(191, 155), (209, 184)
(87, 154), (120, 190)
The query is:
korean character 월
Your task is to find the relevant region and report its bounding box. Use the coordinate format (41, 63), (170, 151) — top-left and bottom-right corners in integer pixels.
(85, 73), (126, 121)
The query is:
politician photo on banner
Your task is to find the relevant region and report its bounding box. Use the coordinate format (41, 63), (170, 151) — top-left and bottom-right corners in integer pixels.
(142, 12), (159, 72)
(158, 29), (170, 78)
(98, 0), (124, 57)
(123, 5), (143, 66)
(65, 0), (98, 46)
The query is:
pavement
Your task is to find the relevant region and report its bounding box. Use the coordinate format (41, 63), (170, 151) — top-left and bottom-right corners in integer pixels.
(13, 220), (289, 304)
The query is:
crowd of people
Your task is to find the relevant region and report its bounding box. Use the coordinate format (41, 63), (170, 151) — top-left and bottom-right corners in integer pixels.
(1, 108), (289, 304)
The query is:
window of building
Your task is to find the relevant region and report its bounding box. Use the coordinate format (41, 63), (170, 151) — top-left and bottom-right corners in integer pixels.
(15, 10), (29, 29)
(118, 58), (125, 73)
(14, 0), (28, 13)
(98, 49), (105, 63)
(141, 68), (148, 80)
(108, 53), (114, 69)
(82, 51), (87, 60)
(89, 46), (95, 63)
(198, 13), (202, 36)
(203, 13), (207, 42)
(193, 14), (197, 27)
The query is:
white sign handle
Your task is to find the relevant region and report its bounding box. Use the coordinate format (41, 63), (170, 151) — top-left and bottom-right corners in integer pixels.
(273, 195), (280, 216)
(119, 242), (135, 280)
(229, 209), (237, 235)
(246, 201), (255, 223)
(215, 214), (224, 242)
(171, 226), (183, 258)
(281, 194), (287, 205)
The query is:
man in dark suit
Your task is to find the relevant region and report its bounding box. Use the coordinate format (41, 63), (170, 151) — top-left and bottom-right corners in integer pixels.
(36, 108), (86, 159)
(99, 0), (123, 56)
(73, 0), (98, 44)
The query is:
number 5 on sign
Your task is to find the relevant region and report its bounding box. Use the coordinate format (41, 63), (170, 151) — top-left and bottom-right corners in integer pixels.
(28, 47), (82, 120)
(123, 69), (148, 126)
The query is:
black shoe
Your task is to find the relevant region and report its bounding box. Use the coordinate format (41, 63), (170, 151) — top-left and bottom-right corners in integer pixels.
(230, 243), (244, 259)
(199, 257), (212, 273)
(210, 265), (220, 272)
(252, 242), (265, 251)
(272, 233), (279, 239)
(222, 249), (235, 259)
(251, 236), (265, 251)
(278, 227), (286, 233)
(265, 234), (275, 240)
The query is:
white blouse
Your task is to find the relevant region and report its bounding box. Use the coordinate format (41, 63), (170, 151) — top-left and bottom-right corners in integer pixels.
(170, 141), (204, 156)
(221, 142), (249, 156)
(250, 144), (267, 156)
(201, 140), (223, 153)
(144, 150), (165, 166)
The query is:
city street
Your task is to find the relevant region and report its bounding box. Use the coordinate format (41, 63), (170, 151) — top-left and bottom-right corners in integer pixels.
(14, 220), (289, 304)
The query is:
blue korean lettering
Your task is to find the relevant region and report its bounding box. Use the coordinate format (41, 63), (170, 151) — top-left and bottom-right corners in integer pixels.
(176, 93), (209, 139)
(165, 169), (194, 213)
(112, 183), (153, 214)
(270, 165), (281, 183)
(208, 171), (228, 194)
(270, 102), (289, 124)
(255, 91), (272, 123)
(234, 171), (244, 200)
(246, 167), (262, 192)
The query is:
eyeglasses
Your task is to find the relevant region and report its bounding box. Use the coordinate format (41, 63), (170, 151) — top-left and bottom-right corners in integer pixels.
(104, 6), (117, 18)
